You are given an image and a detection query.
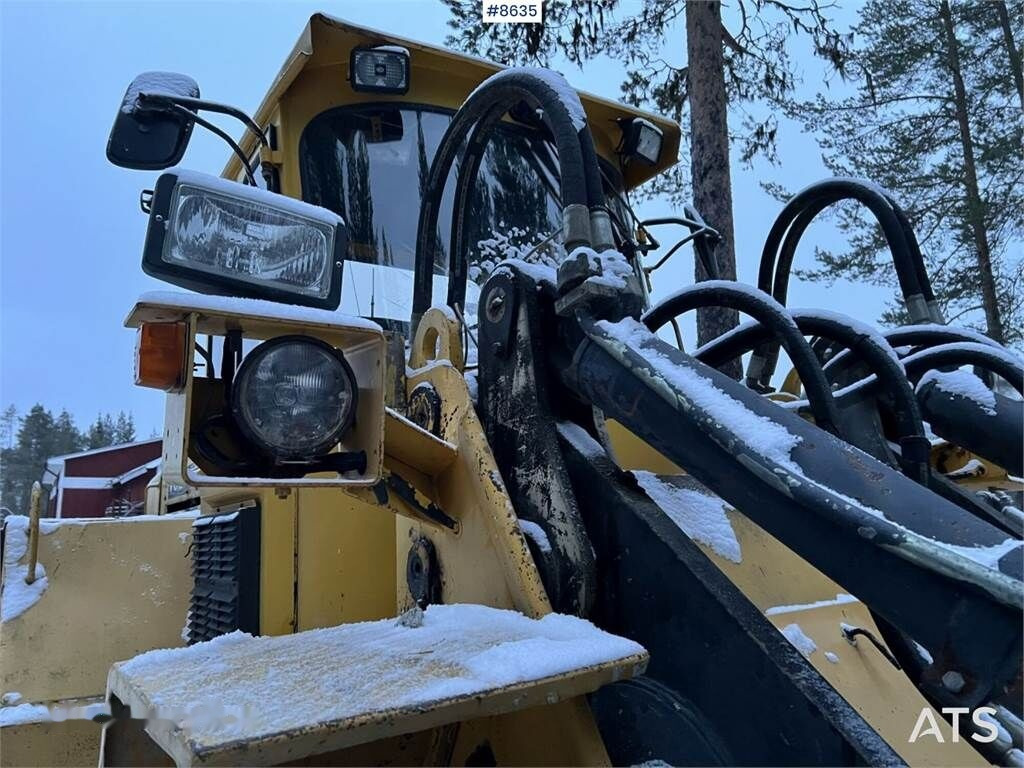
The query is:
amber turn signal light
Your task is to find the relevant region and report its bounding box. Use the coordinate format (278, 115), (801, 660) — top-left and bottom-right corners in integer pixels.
(135, 322), (187, 391)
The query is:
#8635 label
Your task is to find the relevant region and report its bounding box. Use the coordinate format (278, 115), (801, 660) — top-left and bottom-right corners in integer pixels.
(482, 0), (543, 23)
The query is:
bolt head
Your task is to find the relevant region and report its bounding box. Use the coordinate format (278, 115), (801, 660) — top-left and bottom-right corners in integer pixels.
(485, 289), (507, 323)
(941, 670), (966, 693)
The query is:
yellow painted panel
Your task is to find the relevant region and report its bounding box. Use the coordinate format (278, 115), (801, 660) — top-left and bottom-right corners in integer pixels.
(766, 602), (986, 767)
(0, 515), (193, 702)
(295, 489), (396, 630)
(0, 719), (101, 768)
(602, 417), (682, 475)
(451, 698), (610, 767)
(258, 490), (297, 636)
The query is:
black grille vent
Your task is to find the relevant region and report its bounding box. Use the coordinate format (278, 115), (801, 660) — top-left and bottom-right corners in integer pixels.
(186, 502), (260, 644)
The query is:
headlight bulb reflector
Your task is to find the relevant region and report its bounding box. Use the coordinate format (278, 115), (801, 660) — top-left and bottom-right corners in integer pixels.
(231, 336), (358, 461)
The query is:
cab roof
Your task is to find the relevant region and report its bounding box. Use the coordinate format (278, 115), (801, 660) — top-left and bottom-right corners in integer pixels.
(224, 13), (680, 191)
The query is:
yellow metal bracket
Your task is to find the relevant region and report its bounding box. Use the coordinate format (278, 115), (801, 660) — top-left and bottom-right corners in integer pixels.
(409, 306), (465, 372)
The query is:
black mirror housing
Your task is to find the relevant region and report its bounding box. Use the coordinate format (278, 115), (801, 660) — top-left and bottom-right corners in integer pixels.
(107, 72), (200, 170)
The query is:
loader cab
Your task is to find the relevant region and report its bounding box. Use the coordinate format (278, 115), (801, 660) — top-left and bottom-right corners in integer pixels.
(221, 13), (679, 331)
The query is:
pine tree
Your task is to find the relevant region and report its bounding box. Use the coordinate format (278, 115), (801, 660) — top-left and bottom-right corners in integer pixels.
(52, 410), (84, 456)
(442, 0), (849, 362)
(786, 0), (1023, 343)
(0, 405), (16, 450)
(2, 405), (56, 514)
(114, 411), (136, 444)
(86, 413), (116, 449)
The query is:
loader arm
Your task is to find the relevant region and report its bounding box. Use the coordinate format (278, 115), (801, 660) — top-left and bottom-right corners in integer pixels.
(476, 266), (1022, 716)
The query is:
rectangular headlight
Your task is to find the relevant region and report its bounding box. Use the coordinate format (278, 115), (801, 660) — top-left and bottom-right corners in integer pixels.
(350, 45), (410, 94)
(142, 170), (345, 309)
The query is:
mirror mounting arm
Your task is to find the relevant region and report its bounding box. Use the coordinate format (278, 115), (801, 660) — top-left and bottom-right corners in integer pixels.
(139, 93), (268, 148)
(164, 103), (257, 186)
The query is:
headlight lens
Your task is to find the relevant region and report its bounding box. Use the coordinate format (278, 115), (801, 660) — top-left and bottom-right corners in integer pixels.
(350, 46), (410, 94)
(621, 117), (663, 165)
(231, 336), (358, 461)
(165, 180), (334, 300)
(143, 170), (345, 309)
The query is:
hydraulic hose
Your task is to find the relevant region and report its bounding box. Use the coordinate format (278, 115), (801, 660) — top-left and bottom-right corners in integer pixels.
(446, 100), (608, 314)
(578, 126), (605, 211)
(901, 343), (1024, 395)
(884, 325), (1003, 351)
(413, 75), (585, 321)
(447, 100), (511, 316)
(824, 324), (1002, 378)
(831, 342), (1024, 407)
(642, 281), (844, 437)
(639, 211), (721, 281)
(887, 195), (939, 319)
(753, 178), (936, 387)
(683, 203), (721, 280)
(413, 69), (601, 330)
(759, 178), (930, 311)
(694, 310), (926, 451)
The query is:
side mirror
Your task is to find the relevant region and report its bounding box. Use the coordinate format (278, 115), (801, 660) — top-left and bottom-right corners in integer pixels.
(106, 72), (200, 170)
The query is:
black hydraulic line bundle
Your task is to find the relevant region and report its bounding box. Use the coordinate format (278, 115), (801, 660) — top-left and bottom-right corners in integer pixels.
(411, 67), (611, 333)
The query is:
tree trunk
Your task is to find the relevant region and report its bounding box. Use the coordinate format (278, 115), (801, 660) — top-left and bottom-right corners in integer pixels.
(938, 0), (1005, 342)
(994, 0), (1024, 112)
(686, 0), (740, 377)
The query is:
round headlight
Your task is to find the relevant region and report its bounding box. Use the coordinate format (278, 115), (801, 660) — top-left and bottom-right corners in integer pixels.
(231, 336), (358, 461)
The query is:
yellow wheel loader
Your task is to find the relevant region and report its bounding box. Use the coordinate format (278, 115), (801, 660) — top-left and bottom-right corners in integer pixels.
(2, 13), (1022, 768)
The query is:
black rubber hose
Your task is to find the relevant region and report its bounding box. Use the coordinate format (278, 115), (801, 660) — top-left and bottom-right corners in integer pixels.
(887, 195), (935, 305)
(635, 214), (720, 280)
(918, 384), (1024, 477)
(759, 179), (926, 306)
(901, 343), (1024, 394)
(824, 324), (1002, 381)
(578, 126), (605, 211)
(642, 282), (844, 437)
(694, 310), (925, 444)
(413, 71), (590, 327)
(831, 341), (1024, 410)
(769, 190), (933, 309)
(446, 88), (604, 316)
(884, 325), (1002, 350)
(447, 100), (510, 313)
(684, 203), (721, 280)
(754, 179), (932, 387)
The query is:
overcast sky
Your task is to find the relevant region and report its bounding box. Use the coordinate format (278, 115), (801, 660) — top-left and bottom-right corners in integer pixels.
(0, 0), (881, 437)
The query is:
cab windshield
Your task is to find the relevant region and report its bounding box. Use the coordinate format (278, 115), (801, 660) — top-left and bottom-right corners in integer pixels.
(299, 104), (620, 323)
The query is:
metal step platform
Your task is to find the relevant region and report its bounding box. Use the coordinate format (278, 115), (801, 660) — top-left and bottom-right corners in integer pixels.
(103, 604), (647, 766)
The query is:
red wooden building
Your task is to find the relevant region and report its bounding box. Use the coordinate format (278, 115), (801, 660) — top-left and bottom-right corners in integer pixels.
(44, 439), (162, 518)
